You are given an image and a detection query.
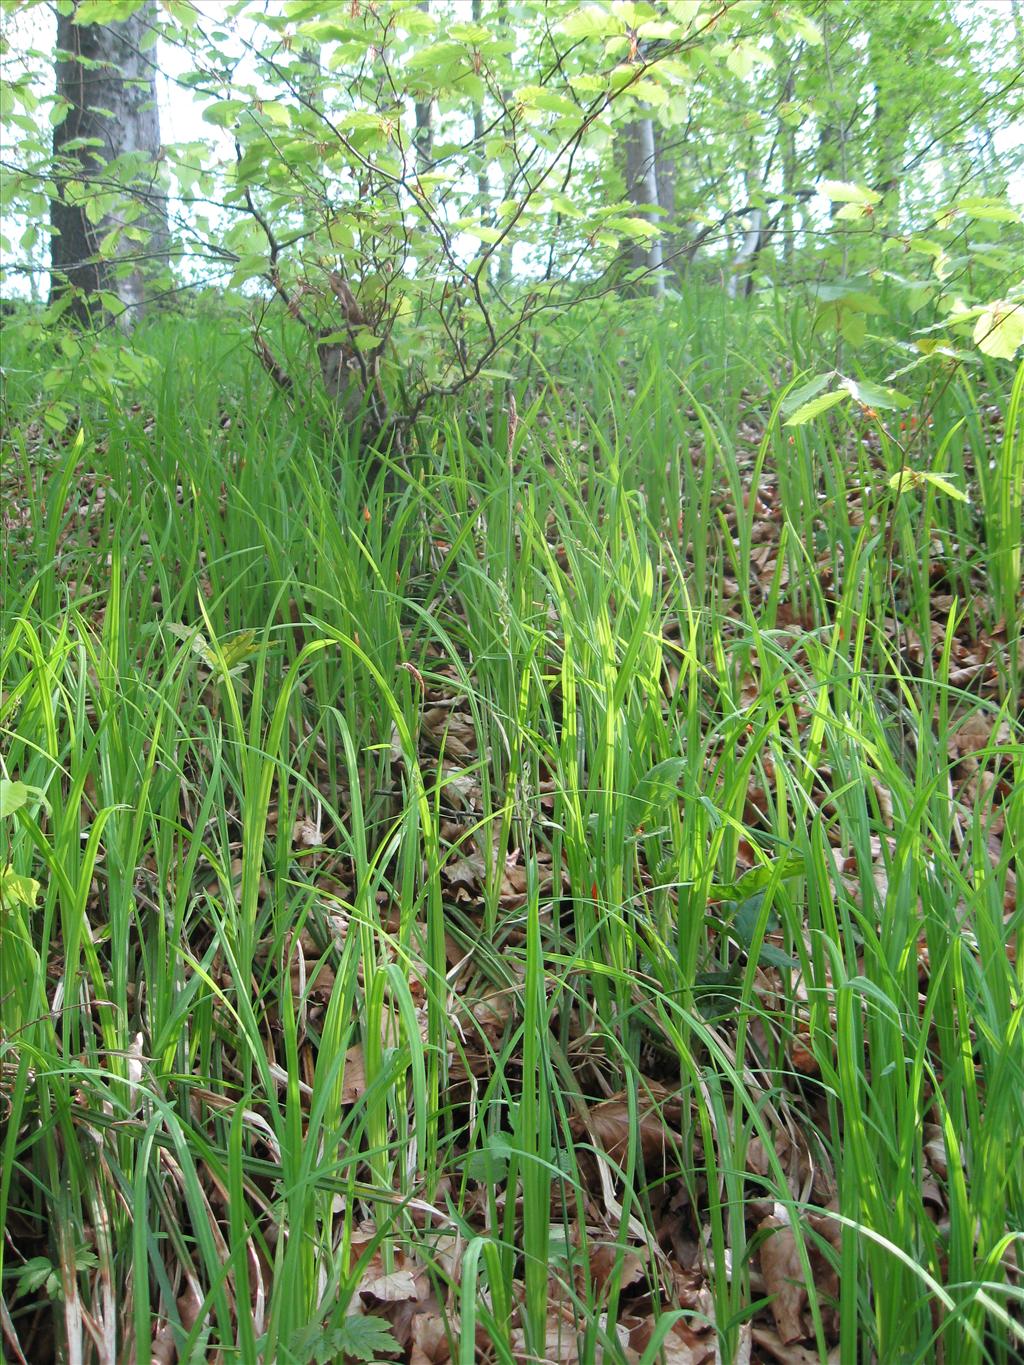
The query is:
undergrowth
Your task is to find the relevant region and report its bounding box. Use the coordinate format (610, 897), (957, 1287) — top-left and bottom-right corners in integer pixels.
(1, 300), (1022, 1364)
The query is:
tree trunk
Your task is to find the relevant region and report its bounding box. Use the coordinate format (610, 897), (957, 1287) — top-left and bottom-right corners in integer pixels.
(727, 204), (763, 299)
(413, 0), (434, 170)
(472, 0), (490, 219)
(51, 0), (168, 328)
(622, 118), (664, 297)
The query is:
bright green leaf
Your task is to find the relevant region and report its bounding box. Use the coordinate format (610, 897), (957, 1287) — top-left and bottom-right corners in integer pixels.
(820, 180), (882, 205)
(557, 5), (623, 38)
(841, 378), (910, 410)
(889, 469), (969, 502)
(973, 300), (1024, 360)
(0, 869), (42, 909)
(784, 389), (849, 426)
(955, 197), (1021, 224)
(0, 779), (29, 818)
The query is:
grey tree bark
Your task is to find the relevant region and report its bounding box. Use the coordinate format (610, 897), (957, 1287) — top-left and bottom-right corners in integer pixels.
(413, 0), (435, 169)
(622, 118), (665, 297)
(51, 0), (168, 328)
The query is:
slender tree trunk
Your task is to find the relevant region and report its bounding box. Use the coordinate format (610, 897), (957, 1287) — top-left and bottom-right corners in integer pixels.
(51, 0), (168, 328)
(779, 59), (796, 268)
(653, 123), (681, 284)
(727, 196), (763, 299)
(472, 0), (489, 217)
(495, 0), (516, 288)
(413, 2), (434, 170)
(622, 118), (664, 296)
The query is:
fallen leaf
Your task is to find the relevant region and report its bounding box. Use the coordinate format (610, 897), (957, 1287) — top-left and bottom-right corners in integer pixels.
(758, 1213), (807, 1344)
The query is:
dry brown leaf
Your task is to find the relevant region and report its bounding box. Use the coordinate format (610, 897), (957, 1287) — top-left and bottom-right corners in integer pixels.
(409, 1307), (450, 1365)
(587, 1243), (645, 1296)
(573, 1091), (676, 1165)
(359, 1265), (420, 1303)
(752, 1325), (840, 1363)
(758, 1214), (807, 1345)
(511, 1305), (581, 1364)
(626, 1315), (715, 1365)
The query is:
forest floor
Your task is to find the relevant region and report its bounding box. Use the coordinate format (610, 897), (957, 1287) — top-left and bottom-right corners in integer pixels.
(1, 304), (1022, 1364)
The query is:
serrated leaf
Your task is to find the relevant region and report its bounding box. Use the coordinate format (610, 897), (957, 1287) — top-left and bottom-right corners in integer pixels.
(973, 300), (1024, 360)
(558, 5), (623, 38)
(781, 372), (836, 416)
(709, 855), (803, 904)
(302, 1316), (399, 1364)
(1, 779), (29, 818)
(889, 469), (969, 502)
(726, 41), (773, 79)
(448, 22), (491, 43)
(820, 179), (881, 205)
(405, 41), (468, 72)
(256, 101), (291, 127)
(784, 389), (849, 426)
(955, 196), (1022, 224)
(338, 110), (386, 132)
(839, 310), (867, 345)
(515, 85), (578, 116)
(72, 0), (145, 23)
(603, 215), (660, 239)
(1, 869), (42, 908)
(841, 378), (909, 410)
(460, 224), (504, 244)
(203, 99), (246, 128)
(835, 201), (875, 221)
(628, 758), (688, 830)
(666, 0), (702, 25)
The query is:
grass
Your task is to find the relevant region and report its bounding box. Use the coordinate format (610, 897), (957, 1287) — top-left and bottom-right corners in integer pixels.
(1, 297), (1022, 1364)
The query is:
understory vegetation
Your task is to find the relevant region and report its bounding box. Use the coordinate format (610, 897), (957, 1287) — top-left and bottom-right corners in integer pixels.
(1, 293), (1021, 1363)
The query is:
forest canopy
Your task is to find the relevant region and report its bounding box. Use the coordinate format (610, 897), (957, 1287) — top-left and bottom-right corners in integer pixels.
(1, 0), (1022, 413)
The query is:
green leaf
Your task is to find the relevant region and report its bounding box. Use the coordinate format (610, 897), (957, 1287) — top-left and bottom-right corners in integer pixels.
(448, 23), (491, 43)
(460, 225), (504, 244)
(784, 389), (849, 426)
(256, 102), (291, 128)
(820, 180), (881, 205)
(203, 99), (246, 128)
(558, 5), (623, 38)
(665, 0), (703, 28)
(955, 197), (1022, 224)
(338, 110), (387, 132)
(838, 310), (867, 346)
(835, 201), (877, 222)
(0, 779), (29, 818)
(709, 855), (803, 903)
(72, 0), (146, 23)
(787, 10), (823, 44)
(515, 86), (578, 117)
(392, 6), (436, 32)
(351, 328), (384, 351)
(405, 41), (469, 73)
(603, 215), (660, 239)
(296, 21), (362, 41)
(973, 300), (1024, 360)
(781, 372), (836, 416)
(627, 758), (689, 831)
(286, 1317), (400, 1365)
(841, 378), (909, 411)
(889, 469), (969, 502)
(725, 41), (773, 80)
(1, 869), (42, 909)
